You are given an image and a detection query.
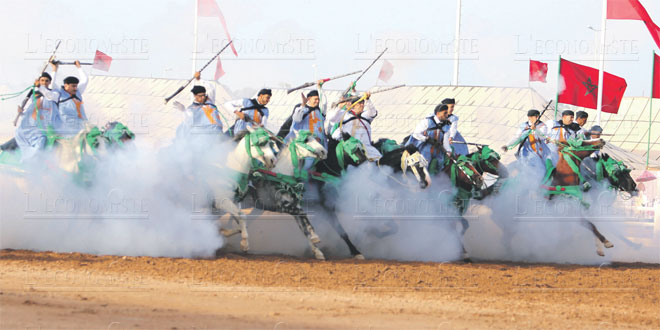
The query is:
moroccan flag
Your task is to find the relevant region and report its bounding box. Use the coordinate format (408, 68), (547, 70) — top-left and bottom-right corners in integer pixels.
(198, 0), (238, 56)
(378, 60), (394, 82)
(607, 0), (660, 50)
(214, 57), (225, 80)
(92, 50), (112, 72)
(529, 60), (548, 83)
(653, 52), (660, 98)
(558, 58), (627, 114)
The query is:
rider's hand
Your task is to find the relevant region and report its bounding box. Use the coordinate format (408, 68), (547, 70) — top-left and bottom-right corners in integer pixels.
(50, 61), (58, 71)
(74, 60), (81, 68)
(300, 92), (308, 106)
(364, 92), (371, 100)
(16, 105), (23, 115)
(317, 79), (325, 87)
(501, 146), (508, 153)
(194, 71), (201, 80)
(234, 110), (245, 120)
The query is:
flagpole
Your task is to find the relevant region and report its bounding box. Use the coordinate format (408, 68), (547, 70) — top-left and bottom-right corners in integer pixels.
(596, 0), (607, 125)
(555, 55), (562, 121)
(649, 50), (655, 169)
(452, 0), (461, 86)
(192, 0), (199, 75)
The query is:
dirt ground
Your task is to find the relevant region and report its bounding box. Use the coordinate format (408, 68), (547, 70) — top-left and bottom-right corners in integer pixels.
(0, 249), (658, 329)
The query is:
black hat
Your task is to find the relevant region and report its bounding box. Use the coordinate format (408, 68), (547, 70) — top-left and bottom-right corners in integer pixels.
(40, 72), (52, 80)
(576, 111), (588, 119)
(590, 125), (603, 133)
(63, 76), (79, 84)
(258, 88), (272, 96)
(527, 109), (540, 117)
(307, 90), (319, 98)
(191, 85), (206, 95)
(434, 104), (449, 113)
(441, 98), (456, 105)
(561, 110), (575, 117)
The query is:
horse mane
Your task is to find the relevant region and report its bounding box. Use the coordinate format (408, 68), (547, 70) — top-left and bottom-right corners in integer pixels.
(232, 130), (250, 142)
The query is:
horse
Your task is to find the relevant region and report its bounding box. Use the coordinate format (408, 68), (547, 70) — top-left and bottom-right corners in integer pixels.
(212, 126), (280, 252)
(373, 138), (431, 189)
(543, 137), (612, 256)
(468, 145), (509, 179)
(234, 130), (329, 259)
(0, 122), (135, 186)
(306, 136), (369, 259)
(581, 153), (637, 197)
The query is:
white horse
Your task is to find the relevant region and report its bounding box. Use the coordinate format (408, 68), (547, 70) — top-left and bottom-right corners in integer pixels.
(233, 130), (329, 259)
(213, 126), (279, 252)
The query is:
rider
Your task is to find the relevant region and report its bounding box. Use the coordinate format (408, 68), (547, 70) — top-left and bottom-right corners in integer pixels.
(51, 60), (89, 136)
(574, 111), (589, 137)
(173, 71), (223, 141)
(547, 110), (580, 167)
(285, 81), (327, 147)
(224, 89), (272, 137)
(443, 98), (469, 156)
(14, 72), (61, 161)
(327, 92), (381, 161)
(502, 109), (550, 172)
(405, 103), (452, 174)
(585, 125), (603, 158)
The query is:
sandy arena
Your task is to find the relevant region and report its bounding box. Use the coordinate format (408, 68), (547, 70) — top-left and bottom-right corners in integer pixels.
(0, 249), (658, 329)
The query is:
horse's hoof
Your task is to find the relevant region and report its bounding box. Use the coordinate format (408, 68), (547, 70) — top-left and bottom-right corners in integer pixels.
(314, 249), (325, 260)
(597, 247), (605, 257)
(240, 239), (249, 252)
(353, 254), (365, 260)
(604, 240), (614, 248)
(309, 232), (321, 244)
(463, 257), (473, 263)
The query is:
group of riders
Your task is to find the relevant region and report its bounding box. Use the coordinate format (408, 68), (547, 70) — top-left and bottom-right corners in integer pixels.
(0, 61), (635, 259)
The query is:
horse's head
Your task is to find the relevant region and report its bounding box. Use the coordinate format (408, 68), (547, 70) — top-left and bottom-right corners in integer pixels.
(472, 145), (508, 178)
(243, 126), (278, 169)
(338, 136), (368, 168)
(289, 130), (327, 161)
(401, 145), (431, 189)
(444, 155), (487, 198)
(102, 122), (135, 148)
(563, 137), (605, 159)
(597, 154), (637, 195)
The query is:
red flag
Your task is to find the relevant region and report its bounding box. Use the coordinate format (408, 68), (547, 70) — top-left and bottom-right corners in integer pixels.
(197, 0), (238, 56)
(558, 58), (627, 114)
(607, 0), (660, 50)
(378, 60), (393, 82)
(92, 50), (112, 72)
(653, 53), (660, 98)
(529, 60), (548, 83)
(214, 57), (225, 80)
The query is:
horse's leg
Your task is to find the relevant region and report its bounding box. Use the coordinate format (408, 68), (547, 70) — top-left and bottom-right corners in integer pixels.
(581, 219), (613, 256)
(216, 199), (249, 252)
(292, 213), (325, 260)
(318, 187), (364, 259)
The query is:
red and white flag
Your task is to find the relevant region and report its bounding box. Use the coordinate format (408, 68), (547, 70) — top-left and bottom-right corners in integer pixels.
(198, 0), (238, 57)
(607, 0), (660, 50)
(529, 60), (548, 83)
(558, 58), (627, 114)
(92, 50), (112, 72)
(378, 60), (394, 82)
(214, 57), (225, 80)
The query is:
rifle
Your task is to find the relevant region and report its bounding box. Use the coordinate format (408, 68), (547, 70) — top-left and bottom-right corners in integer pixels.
(50, 60), (92, 66)
(164, 41), (233, 104)
(534, 100), (553, 126)
(287, 70), (360, 94)
(340, 48), (387, 97)
(370, 84), (405, 94)
(14, 40), (62, 126)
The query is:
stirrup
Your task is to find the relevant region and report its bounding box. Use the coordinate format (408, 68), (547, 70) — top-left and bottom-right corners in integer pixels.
(582, 181), (591, 191)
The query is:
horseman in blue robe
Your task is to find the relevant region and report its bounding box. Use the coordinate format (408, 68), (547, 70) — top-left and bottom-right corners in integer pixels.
(285, 83), (327, 148)
(173, 72), (224, 141)
(14, 72), (60, 161)
(405, 103), (452, 174)
(548, 110), (580, 167)
(51, 61), (88, 136)
(502, 109), (551, 173)
(224, 89), (272, 137)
